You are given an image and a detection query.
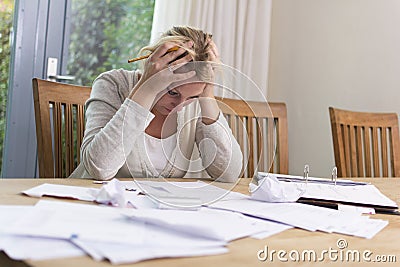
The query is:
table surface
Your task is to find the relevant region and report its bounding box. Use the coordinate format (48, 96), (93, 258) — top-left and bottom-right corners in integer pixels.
(0, 177), (399, 267)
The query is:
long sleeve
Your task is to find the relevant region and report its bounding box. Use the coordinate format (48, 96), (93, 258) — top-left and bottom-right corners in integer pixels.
(80, 70), (154, 180)
(195, 113), (243, 182)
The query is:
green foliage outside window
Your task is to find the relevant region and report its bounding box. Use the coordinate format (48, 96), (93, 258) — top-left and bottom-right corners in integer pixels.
(0, 0), (13, 174)
(67, 0), (155, 86)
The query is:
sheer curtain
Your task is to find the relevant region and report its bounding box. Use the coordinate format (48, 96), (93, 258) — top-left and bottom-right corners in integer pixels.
(151, 0), (272, 100)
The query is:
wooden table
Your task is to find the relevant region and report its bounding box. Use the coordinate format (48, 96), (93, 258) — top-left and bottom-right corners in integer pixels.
(0, 178), (399, 267)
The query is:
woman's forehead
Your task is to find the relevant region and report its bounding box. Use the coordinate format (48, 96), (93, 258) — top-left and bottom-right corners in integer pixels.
(174, 82), (205, 95)
(170, 74), (205, 89)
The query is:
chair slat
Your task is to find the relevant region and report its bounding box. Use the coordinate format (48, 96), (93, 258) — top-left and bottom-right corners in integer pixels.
(388, 128), (396, 176)
(65, 103), (74, 176)
(349, 125), (357, 176)
(364, 127), (372, 177)
(267, 118), (274, 173)
(53, 102), (63, 178)
(238, 116), (245, 176)
(372, 127), (380, 177)
(76, 105), (85, 163)
(355, 126), (364, 177)
(257, 118), (265, 171)
(227, 115), (234, 137)
(381, 127), (389, 177)
(342, 125), (351, 177)
(247, 117), (254, 178)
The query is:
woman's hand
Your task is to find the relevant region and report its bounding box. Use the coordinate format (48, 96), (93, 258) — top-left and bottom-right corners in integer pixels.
(201, 39), (220, 98)
(129, 42), (195, 110)
(199, 39), (221, 124)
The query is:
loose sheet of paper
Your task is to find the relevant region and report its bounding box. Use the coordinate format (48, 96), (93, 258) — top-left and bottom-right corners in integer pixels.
(0, 205), (84, 260)
(5, 200), (147, 244)
(300, 183), (397, 208)
(135, 180), (247, 208)
(208, 198), (387, 238)
(22, 183), (97, 201)
(21, 181), (157, 209)
(122, 207), (290, 242)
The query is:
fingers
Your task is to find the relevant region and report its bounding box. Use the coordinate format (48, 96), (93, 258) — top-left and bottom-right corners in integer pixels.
(150, 41), (194, 68)
(207, 39), (220, 62)
(172, 70), (196, 82)
(168, 53), (193, 71)
(150, 42), (180, 60)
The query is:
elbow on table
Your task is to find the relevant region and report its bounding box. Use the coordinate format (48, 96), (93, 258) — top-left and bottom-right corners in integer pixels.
(209, 153), (243, 183)
(82, 151), (118, 181)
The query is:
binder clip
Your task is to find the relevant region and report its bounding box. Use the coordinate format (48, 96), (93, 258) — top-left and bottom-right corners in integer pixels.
(303, 164), (309, 184)
(331, 166), (337, 186)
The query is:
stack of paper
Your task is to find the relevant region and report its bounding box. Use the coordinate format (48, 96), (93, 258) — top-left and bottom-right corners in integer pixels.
(1, 199), (289, 264)
(2, 177), (395, 264)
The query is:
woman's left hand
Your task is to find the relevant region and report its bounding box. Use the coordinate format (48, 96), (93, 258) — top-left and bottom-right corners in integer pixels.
(199, 39), (221, 124)
(201, 39), (220, 98)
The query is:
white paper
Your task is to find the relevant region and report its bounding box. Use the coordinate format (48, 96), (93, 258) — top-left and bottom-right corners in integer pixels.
(250, 223), (292, 240)
(122, 207), (287, 242)
(135, 180), (247, 208)
(208, 198), (388, 238)
(249, 174), (304, 202)
(72, 239), (228, 265)
(21, 180), (156, 209)
(22, 183), (96, 201)
(88, 178), (127, 206)
(95, 180), (139, 192)
(126, 194), (158, 209)
(4, 200), (146, 244)
(338, 205), (375, 215)
(1, 235), (85, 261)
(259, 172), (397, 208)
(301, 183), (397, 208)
(0, 205), (84, 261)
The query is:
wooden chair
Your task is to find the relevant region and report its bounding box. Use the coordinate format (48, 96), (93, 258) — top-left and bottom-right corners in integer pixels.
(32, 78), (91, 178)
(215, 97), (288, 177)
(329, 107), (400, 177)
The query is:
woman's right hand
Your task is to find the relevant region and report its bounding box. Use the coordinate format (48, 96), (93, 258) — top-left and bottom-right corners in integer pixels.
(128, 42), (195, 110)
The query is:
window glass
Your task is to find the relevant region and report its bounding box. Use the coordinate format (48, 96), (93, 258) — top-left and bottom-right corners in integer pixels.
(0, 0), (14, 174)
(67, 0), (155, 86)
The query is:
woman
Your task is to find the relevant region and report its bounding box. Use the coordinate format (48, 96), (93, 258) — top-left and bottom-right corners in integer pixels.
(70, 26), (242, 182)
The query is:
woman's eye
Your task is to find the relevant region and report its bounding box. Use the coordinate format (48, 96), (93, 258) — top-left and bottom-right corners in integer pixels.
(168, 90), (178, 96)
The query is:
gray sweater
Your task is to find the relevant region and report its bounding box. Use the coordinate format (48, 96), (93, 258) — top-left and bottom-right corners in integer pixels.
(69, 69), (243, 182)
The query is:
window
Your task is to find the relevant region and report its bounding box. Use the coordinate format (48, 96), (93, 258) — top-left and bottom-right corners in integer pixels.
(67, 0), (155, 86)
(0, 0), (14, 175)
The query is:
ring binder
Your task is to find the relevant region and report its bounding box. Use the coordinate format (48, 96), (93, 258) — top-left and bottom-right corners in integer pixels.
(331, 166), (337, 186)
(303, 165), (309, 184)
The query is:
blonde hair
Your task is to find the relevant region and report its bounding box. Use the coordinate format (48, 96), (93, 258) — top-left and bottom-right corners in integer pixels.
(140, 26), (212, 61)
(140, 26), (216, 81)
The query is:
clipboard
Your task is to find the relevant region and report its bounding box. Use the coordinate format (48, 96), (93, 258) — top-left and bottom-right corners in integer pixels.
(257, 168), (399, 215)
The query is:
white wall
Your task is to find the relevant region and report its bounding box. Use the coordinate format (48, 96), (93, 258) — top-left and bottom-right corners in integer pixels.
(268, 0), (400, 177)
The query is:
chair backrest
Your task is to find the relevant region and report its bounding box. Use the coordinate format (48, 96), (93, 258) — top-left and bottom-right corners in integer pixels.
(32, 78), (91, 178)
(215, 97), (288, 177)
(329, 107), (400, 177)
